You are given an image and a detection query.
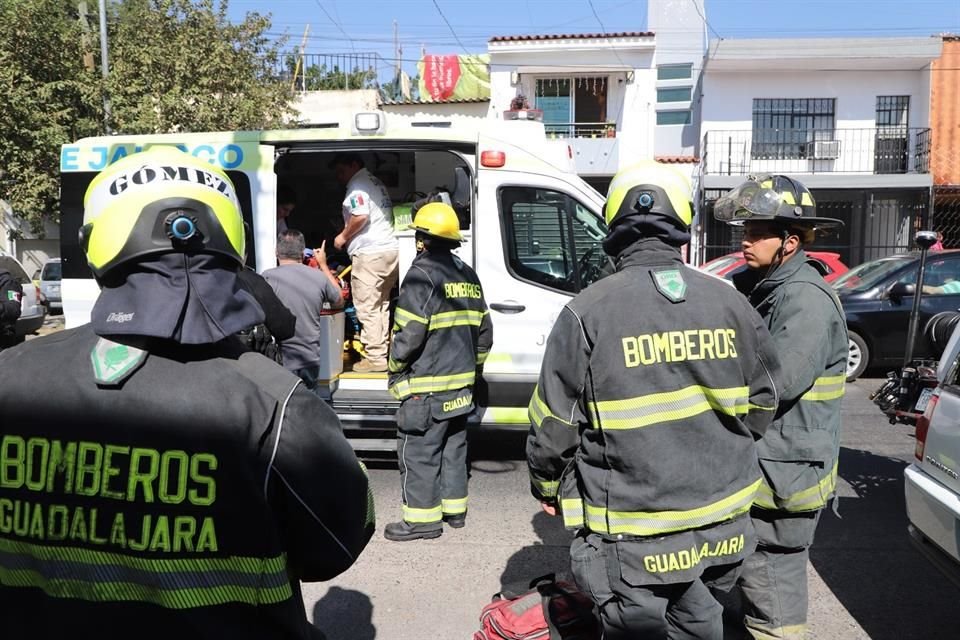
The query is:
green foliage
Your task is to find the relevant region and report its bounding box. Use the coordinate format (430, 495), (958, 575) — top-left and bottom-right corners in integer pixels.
(286, 55), (378, 91)
(0, 0), (101, 233)
(0, 0), (296, 230)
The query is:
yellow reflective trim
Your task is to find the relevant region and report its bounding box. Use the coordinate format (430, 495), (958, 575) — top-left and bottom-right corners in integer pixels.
(485, 353), (513, 365)
(573, 479), (761, 536)
(388, 357), (406, 373)
(442, 497), (468, 514)
(429, 309), (486, 330)
(394, 307), (428, 328)
(755, 461), (838, 512)
(800, 191), (814, 206)
(534, 478), (560, 498)
(477, 351), (490, 365)
(561, 498), (585, 528)
(402, 504), (442, 523)
(389, 371), (476, 399)
(588, 385), (749, 430)
(800, 374), (846, 402)
(528, 384), (574, 429)
(488, 407), (530, 424)
(744, 621), (807, 640)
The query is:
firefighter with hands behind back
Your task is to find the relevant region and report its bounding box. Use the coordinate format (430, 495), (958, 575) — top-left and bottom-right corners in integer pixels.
(713, 173), (848, 640)
(0, 147), (374, 640)
(527, 160), (782, 640)
(384, 202), (493, 542)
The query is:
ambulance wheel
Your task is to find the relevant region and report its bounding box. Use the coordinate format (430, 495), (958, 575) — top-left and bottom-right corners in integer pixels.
(846, 331), (869, 382)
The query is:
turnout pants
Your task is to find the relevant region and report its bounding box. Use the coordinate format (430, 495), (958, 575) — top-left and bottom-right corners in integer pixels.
(351, 249), (399, 365)
(571, 533), (741, 640)
(396, 397), (468, 525)
(738, 508), (822, 640)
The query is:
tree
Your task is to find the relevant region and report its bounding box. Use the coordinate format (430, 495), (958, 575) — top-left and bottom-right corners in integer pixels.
(0, 0), (296, 231)
(0, 0), (101, 233)
(107, 0), (296, 134)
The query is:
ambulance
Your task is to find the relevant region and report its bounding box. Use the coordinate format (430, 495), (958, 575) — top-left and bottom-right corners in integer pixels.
(59, 112), (609, 449)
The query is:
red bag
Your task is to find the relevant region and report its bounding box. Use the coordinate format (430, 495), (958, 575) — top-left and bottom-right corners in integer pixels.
(473, 574), (600, 640)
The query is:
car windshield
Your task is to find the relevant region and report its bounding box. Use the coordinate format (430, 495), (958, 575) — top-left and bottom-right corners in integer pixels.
(42, 262), (61, 280)
(702, 255), (740, 274)
(832, 256), (911, 293)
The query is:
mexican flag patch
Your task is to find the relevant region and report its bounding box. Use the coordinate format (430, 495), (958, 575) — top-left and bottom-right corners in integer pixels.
(349, 194), (365, 209)
(6, 290), (20, 302)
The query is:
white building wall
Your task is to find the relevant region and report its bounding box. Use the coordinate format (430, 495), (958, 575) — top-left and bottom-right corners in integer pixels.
(381, 101), (490, 127)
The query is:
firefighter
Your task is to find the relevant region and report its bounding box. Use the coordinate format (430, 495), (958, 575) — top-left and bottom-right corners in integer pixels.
(0, 147), (374, 640)
(384, 202), (493, 542)
(0, 264), (22, 349)
(527, 160), (782, 640)
(713, 174), (847, 640)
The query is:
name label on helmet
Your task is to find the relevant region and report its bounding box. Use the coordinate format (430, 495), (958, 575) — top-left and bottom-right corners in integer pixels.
(107, 164), (238, 203)
(444, 282), (483, 299)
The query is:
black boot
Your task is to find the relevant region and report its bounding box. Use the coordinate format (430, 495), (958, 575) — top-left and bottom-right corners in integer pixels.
(383, 520), (442, 542)
(443, 513), (466, 529)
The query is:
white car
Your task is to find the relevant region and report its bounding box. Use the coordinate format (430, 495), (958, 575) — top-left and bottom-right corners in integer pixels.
(905, 315), (960, 587)
(0, 253), (46, 342)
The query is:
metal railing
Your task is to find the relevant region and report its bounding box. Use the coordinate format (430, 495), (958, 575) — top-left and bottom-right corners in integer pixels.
(702, 127), (932, 175)
(545, 122), (617, 139)
(276, 52), (383, 92)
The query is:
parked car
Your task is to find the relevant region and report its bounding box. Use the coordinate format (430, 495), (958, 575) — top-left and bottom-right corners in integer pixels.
(833, 250), (960, 381)
(904, 314), (960, 587)
(39, 257), (62, 312)
(0, 253), (45, 342)
(700, 251), (849, 282)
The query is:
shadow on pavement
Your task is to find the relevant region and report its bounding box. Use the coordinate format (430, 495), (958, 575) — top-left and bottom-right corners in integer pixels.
(311, 587), (376, 640)
(810, 446), (960, 640)
(498, 510), (575, 592)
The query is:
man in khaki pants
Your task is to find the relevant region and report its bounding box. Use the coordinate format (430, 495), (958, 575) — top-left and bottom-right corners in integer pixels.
(333, 152), (399, 372)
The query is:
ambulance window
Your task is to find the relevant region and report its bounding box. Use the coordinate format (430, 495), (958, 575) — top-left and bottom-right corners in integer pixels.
(499, 186), (607, 294)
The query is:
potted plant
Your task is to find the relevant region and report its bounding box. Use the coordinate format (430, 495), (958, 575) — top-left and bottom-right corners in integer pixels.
(503, 94), (542, 121)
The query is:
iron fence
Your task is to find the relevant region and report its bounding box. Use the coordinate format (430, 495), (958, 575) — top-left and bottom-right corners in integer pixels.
(544, 122), (617, 139)
(703, 128), (932, 176)
(276, 52), (383, 92)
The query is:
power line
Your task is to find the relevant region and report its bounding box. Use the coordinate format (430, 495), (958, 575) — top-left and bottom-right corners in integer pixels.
(430, 0), (473, 55)
(690, 0), (722, 40)
(313, 0), (356, 52)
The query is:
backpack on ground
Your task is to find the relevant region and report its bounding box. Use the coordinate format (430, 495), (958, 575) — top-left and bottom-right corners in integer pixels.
(473, 574), (600, 640)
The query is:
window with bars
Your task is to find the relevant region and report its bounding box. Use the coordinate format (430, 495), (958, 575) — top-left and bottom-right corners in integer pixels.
(751, 98), (836, 159)
(534, 77), (609, 138)
(876, 96), (910, 129)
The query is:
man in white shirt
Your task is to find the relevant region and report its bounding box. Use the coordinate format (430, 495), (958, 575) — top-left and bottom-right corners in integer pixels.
(332, 153), (400, 372)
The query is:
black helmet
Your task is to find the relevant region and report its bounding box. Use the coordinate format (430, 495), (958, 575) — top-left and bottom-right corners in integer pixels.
(714, 174), (843, 242)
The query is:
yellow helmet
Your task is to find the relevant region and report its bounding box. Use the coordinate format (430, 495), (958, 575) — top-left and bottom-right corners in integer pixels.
(411, 202), (463, 241)
(604, 160), (693, 229)
(81, 147), (245, 279)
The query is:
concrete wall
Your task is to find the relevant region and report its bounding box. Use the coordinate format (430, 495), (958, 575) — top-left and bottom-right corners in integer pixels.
(381, 101), (490, 127)
(292, 89), (380, 125)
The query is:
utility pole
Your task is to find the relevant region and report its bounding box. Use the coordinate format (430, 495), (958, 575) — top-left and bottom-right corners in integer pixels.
(98, 0), (112, 134)
(77, 1), (95, 71)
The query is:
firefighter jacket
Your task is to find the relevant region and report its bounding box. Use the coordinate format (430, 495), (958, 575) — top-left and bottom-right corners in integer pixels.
(527, 239), (781, 585)
(388, 249), (493, 407)
(0, 268), (22, 331)
(733, 250), (847, 536)
(0, 324), (374, 640)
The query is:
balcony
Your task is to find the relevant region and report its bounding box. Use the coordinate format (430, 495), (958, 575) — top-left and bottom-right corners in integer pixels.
(544, 122), (619, 176)
(702, 128), (931, 178)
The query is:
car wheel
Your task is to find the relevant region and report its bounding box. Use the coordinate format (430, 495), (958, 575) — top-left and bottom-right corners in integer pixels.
(847, 331), (869, 382)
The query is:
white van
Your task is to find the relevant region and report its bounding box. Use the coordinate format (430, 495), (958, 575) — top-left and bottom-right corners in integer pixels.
(59, 112), (609, 448)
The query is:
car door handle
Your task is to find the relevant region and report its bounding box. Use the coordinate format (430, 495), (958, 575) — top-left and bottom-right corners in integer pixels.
(490, 302), (526, 314)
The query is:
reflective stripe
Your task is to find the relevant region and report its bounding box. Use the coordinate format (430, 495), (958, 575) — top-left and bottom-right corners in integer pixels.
(754, 460), (839, 512)
(389, 371), (476, 399)
(429, 309), (487, 330)
(394, 307), (427, 328)
(561, 498), (585, 529)
(800, 374), (846, 402)
(588, 385), (750, 430)
(486, 407), (530, 425)
(569, 480), (761, 536)
(528, 384), (574, 429)
(477, 351), (489, 365)
(744, 621), (808, 640)
(0, 538), (291, 609)
(441, 497), (468, 515)
(388, 356), (406, 373)
(533, 477), (560, 499)
(402, 504), (442, 523)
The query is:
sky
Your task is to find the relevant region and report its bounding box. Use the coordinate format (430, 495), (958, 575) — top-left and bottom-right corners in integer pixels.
(226, 0), (960, 82)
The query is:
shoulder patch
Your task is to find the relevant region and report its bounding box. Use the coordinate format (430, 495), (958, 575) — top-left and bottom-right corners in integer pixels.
(90, 338), (147, 387)
(651, 268), (687, 303)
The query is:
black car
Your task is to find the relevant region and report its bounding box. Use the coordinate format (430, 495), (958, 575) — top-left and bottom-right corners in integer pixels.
(835, 250), (960, 380)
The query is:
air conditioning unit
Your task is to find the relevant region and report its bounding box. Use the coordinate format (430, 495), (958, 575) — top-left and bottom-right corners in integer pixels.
(812, 140), (841, 159)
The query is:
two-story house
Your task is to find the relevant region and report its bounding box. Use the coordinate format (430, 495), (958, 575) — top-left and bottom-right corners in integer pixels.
(699, 36), (943, 266)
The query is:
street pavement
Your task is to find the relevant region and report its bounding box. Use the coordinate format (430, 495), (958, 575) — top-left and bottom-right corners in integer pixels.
(303, 376), (960, 640)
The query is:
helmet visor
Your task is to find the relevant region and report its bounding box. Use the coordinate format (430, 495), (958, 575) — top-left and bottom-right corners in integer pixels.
(713, 179), (787, 224)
